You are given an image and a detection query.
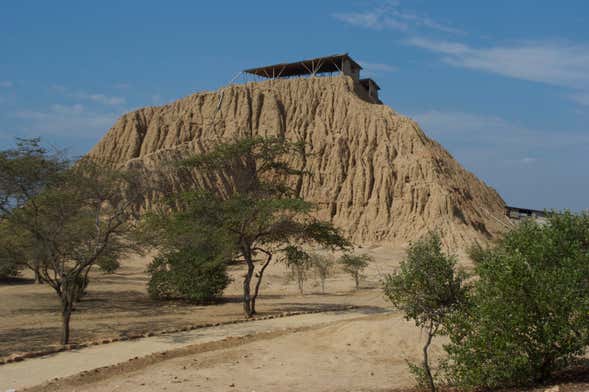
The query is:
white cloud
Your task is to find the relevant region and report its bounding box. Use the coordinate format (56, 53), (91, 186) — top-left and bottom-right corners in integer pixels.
(333, 10), (408, 31)
(0, 81), (13, 88)
(74, 92), (126, 106)
(412, 109), (589, 152)
(50, 84), (126, 106)
(333, 2), (463, 35)
(406, 37), (589, 90)
(405, 37), (469, 55)
(359, 61), (398, 75)
(570, 91), (589, 107)
(13, 104), (118, 138)
(519, 157), (537, 165)
(406, 37), (589, 109)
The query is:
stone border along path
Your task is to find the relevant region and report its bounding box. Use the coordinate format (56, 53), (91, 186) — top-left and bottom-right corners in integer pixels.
(0, 306), (387, 391)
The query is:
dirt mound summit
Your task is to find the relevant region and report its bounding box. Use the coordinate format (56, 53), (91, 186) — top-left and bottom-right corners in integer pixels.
(89, 75), (509, 247)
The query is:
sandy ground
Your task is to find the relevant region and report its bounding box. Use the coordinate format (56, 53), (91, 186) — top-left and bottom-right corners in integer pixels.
(1, 246), (588, 392)
(1, 309), (390, 390)
(21, 312), (446, 392)
(0, 246), (416, 357)
(0, 245), (481, 391)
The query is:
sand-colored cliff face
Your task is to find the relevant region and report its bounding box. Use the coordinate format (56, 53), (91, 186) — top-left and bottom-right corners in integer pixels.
(89, 76), (509, 247)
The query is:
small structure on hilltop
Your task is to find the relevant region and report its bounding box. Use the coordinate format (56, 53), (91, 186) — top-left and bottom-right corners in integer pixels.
(244, 53), (381, 103)
(505, 205), (549, 224)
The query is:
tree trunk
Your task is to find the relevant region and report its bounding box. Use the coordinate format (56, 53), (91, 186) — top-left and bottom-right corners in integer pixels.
(243, 259), (255, 318)
(61, 302), (72, 345)
(354, 272), (359, 289)
(34, 267), (42, 284)
(251, 252), (272, 315)
(423, 323), (436, 392)
(321, 279), (325, 294)
(297, 269), (304, 295)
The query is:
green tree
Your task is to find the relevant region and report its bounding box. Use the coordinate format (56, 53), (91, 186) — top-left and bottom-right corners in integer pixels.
(144, 136), (349, 317)
(384, 233), (466, 392)
(445, 212), (589, 389)
(311, 252), (335, 294)
(0, 141), (140, 344)
(338, 253), (371, 289)
(0, 221), (25, 278)
(283, 245), (312, 295)
(0, 138), (67, 282)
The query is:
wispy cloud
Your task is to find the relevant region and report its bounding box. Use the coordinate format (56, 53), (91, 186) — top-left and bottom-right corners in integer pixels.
(333, 10), (409, 31)
(73, 92), (126, 105)
(333, 1), (463, 35)
(570, 91), (589, 107)
(359, 61), (398, 76)
(519, 157), (537, 165)
(50, 84), (126, 106)
(413, 109), (589, 150)
(0, 81), (13, 88)
(412, 109), (589, 210)
(406, 37), (589, 90)
(13, 104), (118, 138)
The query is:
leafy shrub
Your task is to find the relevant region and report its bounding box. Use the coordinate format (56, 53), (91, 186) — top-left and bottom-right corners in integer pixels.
(148, 246), (231, 304)
(0, 222), (24, 279)
(97, 255), (120, 274)
(385, 232), (466, 392)
(338, 253), (372, 289)
(0, 256), (19, 279)
(444, 212), (589, 389)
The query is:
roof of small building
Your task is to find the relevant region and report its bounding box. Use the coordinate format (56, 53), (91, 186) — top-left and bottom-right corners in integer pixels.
(360, 78), (381, 90)
(505, 205), (548, 217)
(243, 53), (362, 78)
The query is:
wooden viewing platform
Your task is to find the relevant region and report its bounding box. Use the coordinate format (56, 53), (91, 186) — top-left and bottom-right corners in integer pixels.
(243, 53), (381, 103)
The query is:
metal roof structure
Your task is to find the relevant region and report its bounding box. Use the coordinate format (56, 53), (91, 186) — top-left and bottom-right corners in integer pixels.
(243, 53), (362, 78)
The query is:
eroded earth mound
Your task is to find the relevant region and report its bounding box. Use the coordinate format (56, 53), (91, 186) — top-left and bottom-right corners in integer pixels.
(89, 76), (509, 247)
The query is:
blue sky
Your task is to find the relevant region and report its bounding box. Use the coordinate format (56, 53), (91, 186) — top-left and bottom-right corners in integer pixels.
(0, 0), (587, 211)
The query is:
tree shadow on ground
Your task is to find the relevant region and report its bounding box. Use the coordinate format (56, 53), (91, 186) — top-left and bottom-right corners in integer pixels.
(0, 277), (36, 286)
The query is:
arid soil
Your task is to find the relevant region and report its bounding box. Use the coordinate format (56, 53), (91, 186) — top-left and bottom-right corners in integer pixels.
(27, 313), (446, 392)
(0, 246), (411, 358)
(3, 248), (588, 392)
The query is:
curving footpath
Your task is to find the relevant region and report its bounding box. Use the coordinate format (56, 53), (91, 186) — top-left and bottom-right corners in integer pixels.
(0, 307), (386, 391)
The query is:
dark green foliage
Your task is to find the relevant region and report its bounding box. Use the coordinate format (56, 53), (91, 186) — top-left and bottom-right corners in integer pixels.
(97, 255), (121, 274)
(0, 222), (22, 278)
(384, 233), (466, 392)
(338, 253), (371, 289)
(0, 253), (19, 278)
(385, 233), (466, 327)
(147, 247), (231, 304)
(444, 212), (589, 389)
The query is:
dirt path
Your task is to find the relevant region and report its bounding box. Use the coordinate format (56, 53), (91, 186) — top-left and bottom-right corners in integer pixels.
(0, 308), (388, 391)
